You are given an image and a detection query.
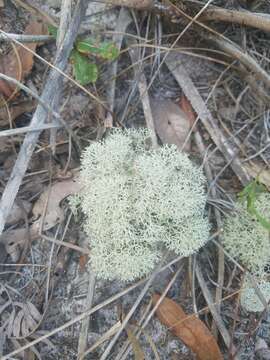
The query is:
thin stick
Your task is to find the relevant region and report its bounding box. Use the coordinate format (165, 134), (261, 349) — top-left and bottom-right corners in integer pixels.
(1, 256), (183, 359)
(128, 41), (159, 148)
(0, 33), (53, 42)
(0, 0), (87, 236)
(165, 54), (251, 185)
(195, 265), (239, 359)
(77, 271), (96, 359)
(118, 263), (184, 360)
(100, 259), (165, 360)
(0, 124), (61, 138)
(200, 9), (270, 33)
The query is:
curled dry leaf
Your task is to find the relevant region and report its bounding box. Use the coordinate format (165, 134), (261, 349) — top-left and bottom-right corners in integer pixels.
(32, 178), (82, 230)
(153, 294), (223, 360)
(150, 98), (192, 151)
(10, 302), (41, 338)
(0, 19), (47, 98)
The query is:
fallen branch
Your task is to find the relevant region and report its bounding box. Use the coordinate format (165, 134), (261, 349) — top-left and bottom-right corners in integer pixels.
(0, 0), (87, 235)
(200, 8), (270, 33)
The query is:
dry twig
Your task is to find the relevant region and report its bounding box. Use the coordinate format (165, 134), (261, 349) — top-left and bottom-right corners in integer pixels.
(0, 0), (87, 235)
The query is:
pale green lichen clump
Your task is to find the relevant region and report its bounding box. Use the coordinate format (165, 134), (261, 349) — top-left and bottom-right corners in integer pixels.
(223, 193), (270, 312)
(241, 276), (270, 312)
(223, 193), (270, 276)
(79, 129), (210, 281)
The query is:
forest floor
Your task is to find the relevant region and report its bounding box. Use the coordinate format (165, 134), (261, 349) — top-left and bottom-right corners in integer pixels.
(1, 0), (270, 359)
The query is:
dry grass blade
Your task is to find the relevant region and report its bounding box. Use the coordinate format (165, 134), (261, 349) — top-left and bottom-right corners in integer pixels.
(165, 53), (251, 185)
(195, 265), (238, 359)
(99, 260), (165, 360)
(128, 40), (159, 149)
(1, 256), (183, 359)
(80, 322), (122, 359)
(116, 264), (184, 360)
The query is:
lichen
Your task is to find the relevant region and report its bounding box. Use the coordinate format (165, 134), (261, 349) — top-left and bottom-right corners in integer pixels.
(223, 193), (270, 276)
(241, 276), (270, 312)
(77, 129), (210, 281)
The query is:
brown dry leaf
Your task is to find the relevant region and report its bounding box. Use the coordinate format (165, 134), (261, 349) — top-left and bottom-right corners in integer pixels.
(179, 95), (197, 126)
(32, 178), (82, 230)
(6, 199), (32, 226)
(150, 98), (191, 151)
(152, 294), (223, 360)
(0, 100), (36, 126)
(0, 226), (39, 262)
(0, 19), (47, 98)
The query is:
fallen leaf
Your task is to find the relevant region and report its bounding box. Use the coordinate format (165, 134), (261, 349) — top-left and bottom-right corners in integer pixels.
(6, 200), (32, 226)
(0, 100), (36, 126)
(0, 19), (47, 98)
(10, 302), (41, 338)
(179, 95), (197, 126)
(32, 178), (82, 230)
(150, 98), (191, 151)
(152, 294), (223, 360)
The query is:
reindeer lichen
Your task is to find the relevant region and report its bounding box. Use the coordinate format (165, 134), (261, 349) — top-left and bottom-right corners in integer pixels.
(78, 129), (210, 281)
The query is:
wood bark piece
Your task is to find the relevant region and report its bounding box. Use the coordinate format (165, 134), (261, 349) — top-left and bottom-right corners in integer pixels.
(165, 53), (251, 185)
(0, 0), (87, 236)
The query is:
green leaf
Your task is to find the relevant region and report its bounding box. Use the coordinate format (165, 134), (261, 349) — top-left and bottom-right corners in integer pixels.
(70, 50), (98, 85)
(47, 24), (58, 39)
(238, 178), (270, 230)
(76, 38), (119, 60)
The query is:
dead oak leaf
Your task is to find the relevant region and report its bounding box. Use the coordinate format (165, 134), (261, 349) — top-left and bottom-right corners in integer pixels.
(32, 178), (82, 230)
(153, 294), (223, 360)
(150, 98), (192, 152)
(0, 19), (47, 98)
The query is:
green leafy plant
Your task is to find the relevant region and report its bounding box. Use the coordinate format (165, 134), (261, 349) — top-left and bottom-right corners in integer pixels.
(238, 177), (270, 230)
(73, 129), (210, 281)
(48, 25), (119, 85)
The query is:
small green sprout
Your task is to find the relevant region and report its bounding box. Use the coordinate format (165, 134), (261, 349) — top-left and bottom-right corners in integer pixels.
(48, 25), (119, 85)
